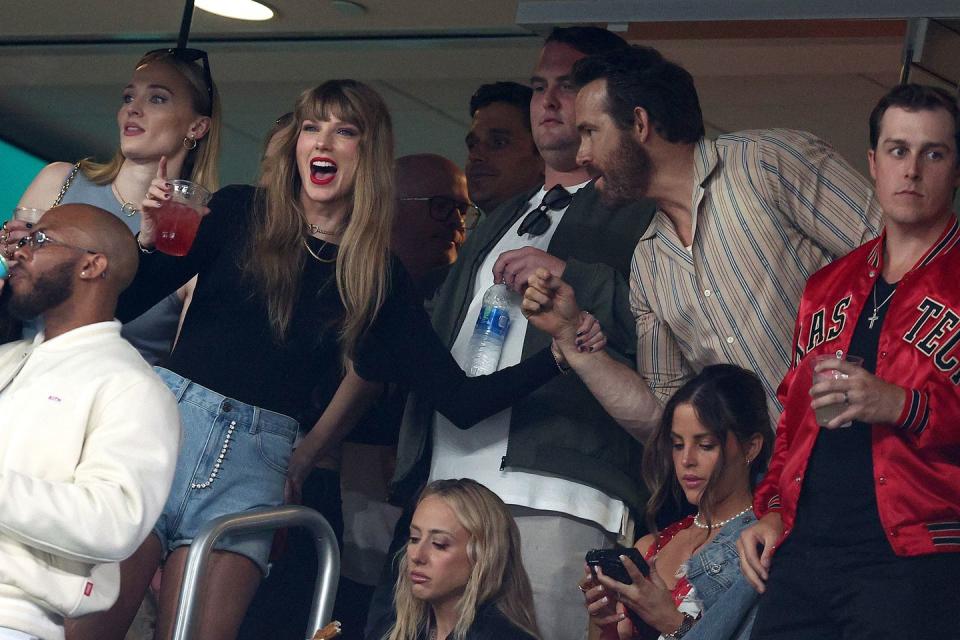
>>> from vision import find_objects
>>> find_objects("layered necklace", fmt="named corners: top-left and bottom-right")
top-left (303, 217), bottom-right (341, 263)
top-left (111, 183), bottom-right (139, 217)
top-left (693, 504), bottom-right (752, 529)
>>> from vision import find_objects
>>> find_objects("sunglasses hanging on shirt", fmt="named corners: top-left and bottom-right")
top-left (517, 184), bottom-right (573, 237)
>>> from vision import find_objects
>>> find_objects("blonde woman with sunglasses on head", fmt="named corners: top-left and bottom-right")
top-left (12, 47), bottom-right (220, 364)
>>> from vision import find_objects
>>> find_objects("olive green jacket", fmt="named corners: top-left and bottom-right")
top-left (391, 182), bottom-right (655, 516)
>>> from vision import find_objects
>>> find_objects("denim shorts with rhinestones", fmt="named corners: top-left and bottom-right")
top-left (151, 367), bottom-right (299, 574)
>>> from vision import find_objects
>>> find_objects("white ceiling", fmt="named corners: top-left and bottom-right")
top-left (1, 1), bottom-right (953, 188)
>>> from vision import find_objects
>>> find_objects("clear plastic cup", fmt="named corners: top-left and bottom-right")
top-left (154, 180), bottom-right (211, 256)
top-left (13, 207), bottom-right (45, 224)
top-left (812, 353), bottom-right (864, 427)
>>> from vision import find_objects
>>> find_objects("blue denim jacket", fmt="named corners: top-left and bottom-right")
top-left (681, 510), bottom-right (758, 640)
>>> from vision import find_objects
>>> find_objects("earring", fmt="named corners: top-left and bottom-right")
top-left (81, 271), bottom-right (87, 276)
top-left (745, 457), bottom-right (752, 466)
top-left (183, 136), bottom-right (198, 150)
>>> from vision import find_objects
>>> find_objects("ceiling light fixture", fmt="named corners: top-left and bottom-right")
top-left (330, 0), bottom-right (367, 17)
top-left (196, 0), bottom-right (275, 21)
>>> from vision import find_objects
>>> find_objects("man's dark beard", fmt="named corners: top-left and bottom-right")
top-left (595, 133), bottom-right (651, 209)
top-left (7, 261), bottom-right (75, 321)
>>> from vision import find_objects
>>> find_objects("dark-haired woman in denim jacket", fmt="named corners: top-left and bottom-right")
top-left (580, 365), bottom-right (772, 640)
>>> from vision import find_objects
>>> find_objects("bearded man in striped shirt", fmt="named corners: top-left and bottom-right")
top-left (523, 45), bottom-right (882, 439)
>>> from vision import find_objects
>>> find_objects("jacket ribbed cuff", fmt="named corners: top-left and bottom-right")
top-left (895, 388), bottom-right (930, 436)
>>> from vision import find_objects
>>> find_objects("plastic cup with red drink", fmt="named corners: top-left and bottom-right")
top-left (154, 180), bottom-right (211, 256)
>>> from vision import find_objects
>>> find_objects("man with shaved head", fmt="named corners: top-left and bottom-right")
top-left (392, 153), bottom-right (474, 303)
top-left (0, 204), bottom-right (180, 640)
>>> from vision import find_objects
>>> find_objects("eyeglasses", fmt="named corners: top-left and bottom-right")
top-left (145, 47), bottom-right (214, 116)
top-left (517, 184), bottom-right (573, 236)
top-left (16, 230), bottom-right (100, 256)
top-left (399, 196), bottom-right (482, 231)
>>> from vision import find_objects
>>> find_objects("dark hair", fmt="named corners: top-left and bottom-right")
top-left (544, 26), bottom-right (629, 56)
top-left (469, 82), bottom-right (533, 131)
top-left (869, 83), bottom-right (960, 166)
top-left (572, 45), bottom-right (704, 144)
top-left (643, 364), bottom-right (773, 534)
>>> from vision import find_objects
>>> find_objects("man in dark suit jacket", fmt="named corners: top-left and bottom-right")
top-left (384, 27), bottom-right (656, 640)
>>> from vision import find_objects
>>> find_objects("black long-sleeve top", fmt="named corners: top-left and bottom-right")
top-left (117, 185), bottom-right (557, 428)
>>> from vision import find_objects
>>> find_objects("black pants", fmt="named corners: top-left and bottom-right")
top-left (237, 469), bottom-right (344, 640)
top-left (750, 539), bottom-right (960, 639)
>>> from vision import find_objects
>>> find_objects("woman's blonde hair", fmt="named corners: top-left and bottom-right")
top-left (80, 49), bottom-right (221, 192)
top-left (247, 80), bottom-right (394, 356)
top-left (387, 479), bottom-right (540, 640)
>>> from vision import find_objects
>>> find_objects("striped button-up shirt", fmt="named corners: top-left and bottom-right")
top-left (631, 129), bottom-right (883, 423)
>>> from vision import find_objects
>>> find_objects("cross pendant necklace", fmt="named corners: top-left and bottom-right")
top-left (868, 281), bottom-right (897, 330)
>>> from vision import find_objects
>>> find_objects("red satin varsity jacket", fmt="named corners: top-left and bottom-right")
top-left (755, 218), bottom-right (960, 557)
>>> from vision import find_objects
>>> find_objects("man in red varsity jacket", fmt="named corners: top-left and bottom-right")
top-left (738, 84), bottom-right (960, 639)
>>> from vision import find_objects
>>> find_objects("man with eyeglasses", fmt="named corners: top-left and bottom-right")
top-left (381, 27), bottom-right (655, 640)
top-left (305, 153), bottom-right (474, 635)
top-left (0, 204), bottom-right (179, 640)
top-left (393, 153), bottom-right (475, 306)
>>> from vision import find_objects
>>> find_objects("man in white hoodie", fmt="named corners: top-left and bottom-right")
top-left (0, 204), bottom-right (180, 640)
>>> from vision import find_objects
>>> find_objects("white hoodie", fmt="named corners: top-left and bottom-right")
top-left (0, 321), bottom-right (180, 640)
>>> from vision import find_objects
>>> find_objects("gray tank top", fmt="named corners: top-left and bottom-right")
top-left (58, 172), bottom-right (183, 365)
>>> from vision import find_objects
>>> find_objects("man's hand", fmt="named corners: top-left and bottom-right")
top-left (492, 247), bottom-right (566, 293)
top-left (522, 268), bottom-right (582, 346)
top-left (810, 359), bottom-right (906, 429)
top-left (737, 512), bottom-right (783, 593)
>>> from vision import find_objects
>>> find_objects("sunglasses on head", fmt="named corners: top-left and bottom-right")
top-left (144, 47), bottom-right (214, 116)
top-left (517, 184), bottom-right (573, 237)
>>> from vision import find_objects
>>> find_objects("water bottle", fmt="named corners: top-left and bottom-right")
top-left (466, 283), bottom-right (514, 376)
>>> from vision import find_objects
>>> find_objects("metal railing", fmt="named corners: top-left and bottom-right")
top-left (170, 505), bottom-right (340, 640)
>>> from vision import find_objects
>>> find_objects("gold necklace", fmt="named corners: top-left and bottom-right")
top-left (302, 238), bottom-right (336, 263)
top-left (308, 222), bottom-right (340, 237)
top-left (111, 182), bottom-right (139, 217)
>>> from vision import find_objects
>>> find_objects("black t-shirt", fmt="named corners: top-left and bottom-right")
top-left (789, 277), bottom-right (897, 548)
top-left (366, 602), bottom-right (537, 640)
top-left (117, 185), bottom-right (557, 429)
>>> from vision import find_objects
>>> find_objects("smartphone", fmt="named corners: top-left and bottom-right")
top-left (585, 546), bottom-right (650, 584)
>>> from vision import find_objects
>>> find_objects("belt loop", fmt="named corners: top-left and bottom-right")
top-left (248, 406), bottom-right (261, 434)
top-left (155, 367), bottom-right (190, 402)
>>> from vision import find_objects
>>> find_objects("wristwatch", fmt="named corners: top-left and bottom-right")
top-left (664, 612), bottom-right (697, 639)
